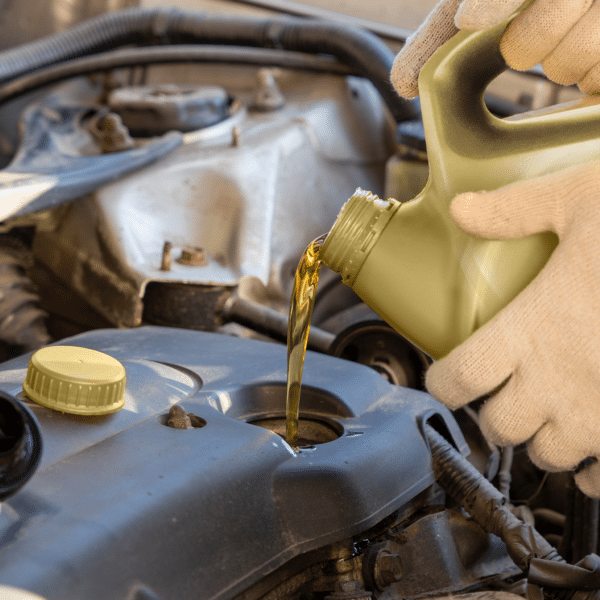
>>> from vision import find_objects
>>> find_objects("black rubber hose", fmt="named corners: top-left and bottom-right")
top-left (0, 8), bottom-right (418, 122)
top-left (0, 390), bottom-right (42, 501)
top-left (425, 425), bottom-right (600, 594)
top-left (0, 45), bottom-right (354, 105)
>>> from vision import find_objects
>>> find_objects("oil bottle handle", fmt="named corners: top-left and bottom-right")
top-left (416, 0), bottom-right (600, 198)
top-left (418, 21), bottom-right (509, 138)
top-left (418, 0), bottom-right (537, 119)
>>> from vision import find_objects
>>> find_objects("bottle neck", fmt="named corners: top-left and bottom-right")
top-left (321, 189), bottom-right (401, 285)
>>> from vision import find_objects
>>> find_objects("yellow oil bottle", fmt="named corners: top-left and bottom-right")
top-left (319, 14), bottom-right (600, 360)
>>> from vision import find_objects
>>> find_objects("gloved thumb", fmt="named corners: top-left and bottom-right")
top-left (450, 162), bottom-right (600, 239)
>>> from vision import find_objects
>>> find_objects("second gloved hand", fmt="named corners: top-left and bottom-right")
top-left (391, 0), bottom-right (600, 99)
top-left (425, 159), bottom-right (600, 498)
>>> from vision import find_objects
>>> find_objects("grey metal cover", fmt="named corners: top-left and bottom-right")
top-left (0, 326), bottom-right (466, 600)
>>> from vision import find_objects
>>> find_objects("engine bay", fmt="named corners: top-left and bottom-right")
top-left (0, 3), bottom-right (597, 599)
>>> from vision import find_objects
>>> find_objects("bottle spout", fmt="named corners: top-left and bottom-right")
top-left (321, 189), bottom-right (401, 287)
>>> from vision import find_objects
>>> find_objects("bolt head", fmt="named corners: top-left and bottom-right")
top-left (176, 246), bottom-right (208, 267)
top-left (374, 550), bottom-right (403, 589)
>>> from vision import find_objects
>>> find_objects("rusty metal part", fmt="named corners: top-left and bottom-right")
top-left (258, 566), bottom-right (319, 600)
top-left (142, 282), bottom-right (233, 330)
top-left (108, 84), bottom-right (231, 135)
top-left (425, 425), bottom-right (600, 597)
top-left (167, 405), bottom-right (192, 429)
top-left (324, 580), bottom-right (372, 600)
top-left (160, 241), bottom-right (172, 272)
top-left (2, 100), bottom-right (181, 220)
top-left (166, 405), bottom-right (206, 430)
top-left (252, 69), bottom-right (284, 111)
top-left (232, 126), bottom-right (241, 147)
top-left (32, 229), bottom-right (143, 328)
top-left (239, 533), bottom-right (368, 600)
top-left (176, 246), bottom-right (208, 267)
top-left (86, 110), bottom-right (136, 153)
top-left (371, 509), bottom-right (518, 598)
top-left (372, 549), bottom-right (403, 591)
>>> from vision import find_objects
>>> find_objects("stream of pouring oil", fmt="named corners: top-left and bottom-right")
top-left (285, 234), bottom-right (327, 448)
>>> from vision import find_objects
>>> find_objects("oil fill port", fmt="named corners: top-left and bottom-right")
top-left (249, 415), bottom-right (341, 447)
top-left (213, 383), bottom-right (350, 448)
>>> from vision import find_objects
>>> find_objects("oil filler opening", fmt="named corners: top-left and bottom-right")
top-left (216, 383), bottom-right (351, 447)
top-left (248, 415), bottom-right (342, 447)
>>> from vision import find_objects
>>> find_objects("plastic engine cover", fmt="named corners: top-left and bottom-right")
top-left (0, 326), bottom-right (466, 600)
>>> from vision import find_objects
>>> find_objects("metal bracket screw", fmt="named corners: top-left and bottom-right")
top-left (373, 549), bottom-right (403, 590)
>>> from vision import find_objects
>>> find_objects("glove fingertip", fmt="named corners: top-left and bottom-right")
top-left (450, 192), bottom-right (491, 236)
top-left (393, 82), bottom-right (419, 100)
top-left (455, 0), bottom-right (524, 30)
top-left (574, 460), bottom-right (600, 499)
top-left (450, 191), bottom-right (473, 214)
top-left (499, 33), bottom-right (538, 73)
top-left (425, 360), bottom-right (468, 410)
top-left (390, 58), bottom-right (420, 99)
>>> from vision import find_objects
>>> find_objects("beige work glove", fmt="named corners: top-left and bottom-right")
top-left (425, 160), bottom-right (600, 497)
top-left (391, 0), bottom-right (600, 99)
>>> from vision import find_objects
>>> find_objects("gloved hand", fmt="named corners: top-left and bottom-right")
top-left (391, 0), bottom-right (600, 99)
top-left (425, 160), bottom-right (600, 497)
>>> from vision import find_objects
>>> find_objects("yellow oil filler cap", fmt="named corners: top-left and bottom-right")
top-left (23, 346), bottom-right (126, 415)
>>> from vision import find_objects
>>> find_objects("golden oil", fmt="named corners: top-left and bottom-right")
top-left (285, 234), bottom-right (327, 448)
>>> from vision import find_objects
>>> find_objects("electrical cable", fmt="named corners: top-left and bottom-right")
top-left (426, 424), bottom-right (600, 596)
